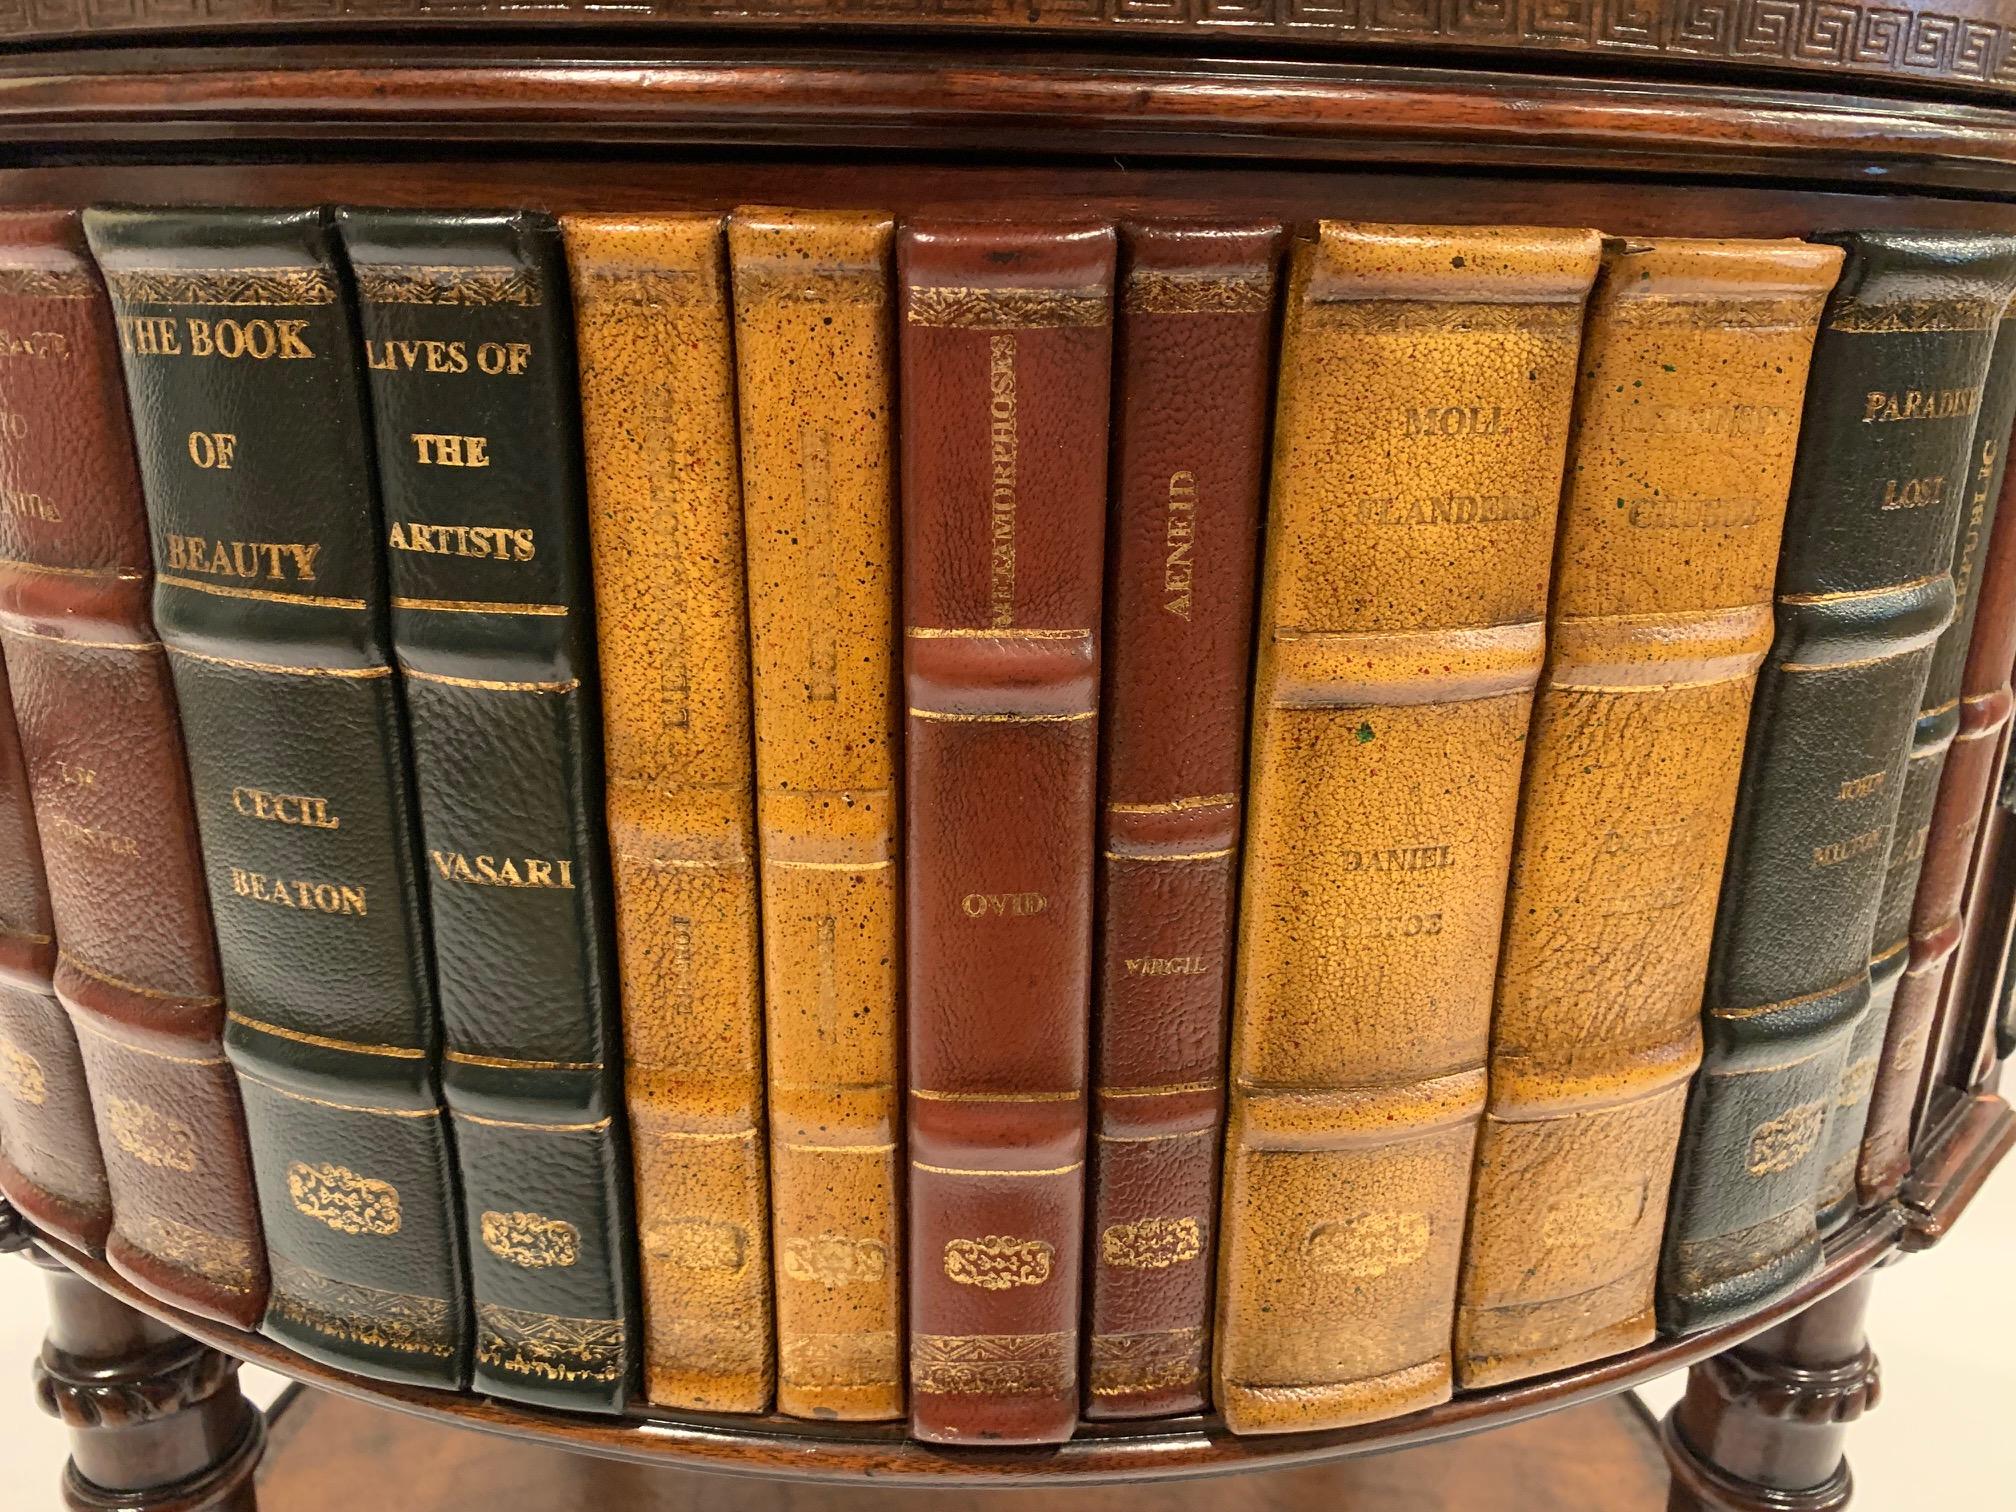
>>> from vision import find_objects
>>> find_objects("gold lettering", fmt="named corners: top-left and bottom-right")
top-left (427, 851), bottom-right (577, 889)
top-left (1338, 844), bottom-right (1455, 873)
top-left (185, 431), bottom-right (238, 470)
top-left (0, 410), bottom-right (26, 441)
top-left (411, 433), bottom-right (490, 468)
top-left (0, 489), bottom-right (59, 522)
top-left (116, 314), bottom-right (180, 356)
top-left (230, 786), bottom-right (340, 830)
top-left (1879, 474), bottom-right (1946, 511)
top-left (180, 316), bottom-right (313, 361)
top-left (1403, 404), bottom-right (1510, 437)
top-left (0, 328), bottom-right (70, 360)
top-left (162, 534), bottom-right (320, 583)
top-left (1861, 387), bottom-right (1983, 424)
top-left (1354, 493), bottom-right (1540, 526)
top-left (1625, 497), bottom-right (1763, 529)
top-left (1838, 771), bottom-right (1886, 802)
top-left (1123, 955), bottom-right (1210, 977)
top-left (987, 333), bottom-right (1017, 628)
top-left (386, 521), bottom-right (535, 561)
top-left (53, 760), bottom-right (94, 789)
top-left (1812, 827), bottom-right (1886, 869)
top-left (46, 813), bottom-right (138, 857)
top-left (958, 891), bottom-right (1048, 919)
top-left (1164, 469), bottom-right (1196, 620)
top-left (227, 866), bottom-right (367, 915)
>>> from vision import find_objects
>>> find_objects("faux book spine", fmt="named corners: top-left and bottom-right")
top-left (1455, 238), bottom-right (1837, 1388)
top-left (729, 208), bottom-right (904, 1422)
top-left (1851, 311), bottom-right (2016, 1205)
top-left (1215, 221), bottom-right (1601, 1435)
top-left (85, 205), bottom-right (468, 1368)
top-left (899, 221), bottom-right (1115, 1446)
top-left (339, 208), bottom-right (633, 1412)
top-left (1659, 230), bottom-right (2016, 1333)
top-left (563, 213), bottom-right (771, 1413)
top-left (0, 214), bottom-right (121, 1254)
top-left (1086, 219), bottom-right (1278, 1421)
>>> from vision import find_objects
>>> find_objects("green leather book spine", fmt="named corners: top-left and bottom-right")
top-left (1819, 311), bottom-right (2016, 1229)
top-left (82, 206), bottom-right (467, 1382)
top-left (1660, 230), bottom-right (2016, 1333)
top-left (336, 208), bottom-right (634, 1413)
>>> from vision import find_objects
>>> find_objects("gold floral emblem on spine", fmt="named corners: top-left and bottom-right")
top-left (353, 265), bottom-right (542, 306)
top-left (270, 1257), bottom-right (456, 1358)
top-left (0, 1036), bottom-right (46, 1105)
top-left (781, 1233), bottom-right (888, 1286)
top-left (1087, 1325), bottom-right (1206, 1398)
top-left (1538, 1180), bottom-right (1648, 1249)
top-left (103, 266), bottom-right (337, 306)
top-left (1747, 1101), bottom-right (1827, 1176)
top-left (125, 1212), bottom-right (254, 1292)
top-left (1828, 296), bottom-right (2004, 333)
top-left (476, 1302), bottom-right (626, 1385)
top-left (104, 1096), bottom-right (197, 1171)
top-left (0, 266), bottom-right (95, 299)
top-left (286, 1161), bottom-right (402, 1236)
top-left (1305, 1211), bottom-right (1431, 1278)
top-left (480, 1209), bottom-right (580, 1269)
top-left (1124, 269), bottom-right (1273, 316)
top-left (642, 1216), bottom-right (749, 1271)
top-left (943, 1234), bottom-right (1054, 1290)
top-left (911, 1330), bottom-right (1073, 1396)
top-left (904, 285), bottom-right (1110, 330)
top-left (1100, 1215), bottom-right (1203, 1270)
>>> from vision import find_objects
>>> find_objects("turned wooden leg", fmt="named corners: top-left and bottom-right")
top-left (2, 1200), bottom-right (264, 1512)
top-left (1661, 1275), bottom-right (1881, 1511)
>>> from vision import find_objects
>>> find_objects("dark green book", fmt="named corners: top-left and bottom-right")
top-left (335, 208), bottom-right (634, 1412)
top-left (84, 205), bottom-right (468, 1385)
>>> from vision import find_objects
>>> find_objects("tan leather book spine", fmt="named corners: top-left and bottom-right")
top-left (1453, 238), bottom-right (1840, 1389)
top-left (1215, 221), bottom-right (1601, 1436)
top-left (728, 208), bottom-right (904, 1422)
top-left (564, 213), bottom-right (772, 1412)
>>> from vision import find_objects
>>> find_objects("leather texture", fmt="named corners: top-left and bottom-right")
top-left (1455, 238), bottom-right (1837, 1389)
top-left (1216, 222), bottom-right (1601, 1436)
top-left (340, 207), bottom-right (633, 1413)
top-left (1853, 312), bottom-right (2016, 1204)
top-left (0, 642), bottom-right (111, 1251)
top-left (899, 220), bottom-right (1114, 1447)
top-left (0, 213), bottom-right (118, 1253)
top-left (729, 208), bottom-right (903, 1423)
top-left (1659, 230), bottom-right (2016, 1334)
top-left (563, 213), bottom-right (771, 1413)
top-left (84, 205), bottom-right (472, 1362)
top-left (1087, 219), bottom-right (1278, 1422)
top-left (13, 209), bottom-right (298, 1330)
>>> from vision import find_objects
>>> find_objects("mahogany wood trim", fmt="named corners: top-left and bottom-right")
top-left (23, 1206), bottom-right (1910, 1487)
top-left (1898, 1090), bottom-right (2016, 1249)
top-left (8, 45), bottom-right (2016, 194)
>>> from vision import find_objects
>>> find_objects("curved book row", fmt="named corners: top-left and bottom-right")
top-left (0, 205), bottom-right (2011, 1444)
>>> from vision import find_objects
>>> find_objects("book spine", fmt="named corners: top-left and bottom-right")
top-left (1660, 230), bottom-right (2016, 1334)
top-left (899, 221), bottom-right (1114, 1446)
top-left (1854, 315), bottom-right (2016, 1203)
top-left (562, 213), bottom-right (770, 1412)
top-left (339, 209), bottom-right (633, 1412)
top-left (1216, 221), bottom-right (1601, 1436)
top-left (1086, 220), bottom-right (1278, 1421)
top-left (0, 217), bottom-right (125, 1253)
top-left (728, 208), bottom-right (903, 1423)
top-left (84, 205), bottom-right (470, 1362)
top-left (1455, 238), bottom-right (1838, 1388)
top-left (0, 639), bottom-right (110, 1249)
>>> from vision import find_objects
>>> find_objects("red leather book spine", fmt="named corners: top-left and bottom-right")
top-left (0, 210), bottom-right (263, 1323)
top-left (899, 221), bottom-right (1115, 1446)
top-left (1085, 221), bottom-right (1278, 1421)
top-left (0, 645), bottom-right (110, 1250)
top-left (1916, 424), bottom-right (2016, 1127)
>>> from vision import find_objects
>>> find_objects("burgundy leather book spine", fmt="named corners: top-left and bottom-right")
top-left (899, 221), bottom-right (1115, 1446)
top-left (0, 210), bottom-right (264, 1323)
top-left (1085, 220), bottom-right (1278, 1421)
top-left (0, 645), bottom-right (110, 1250)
